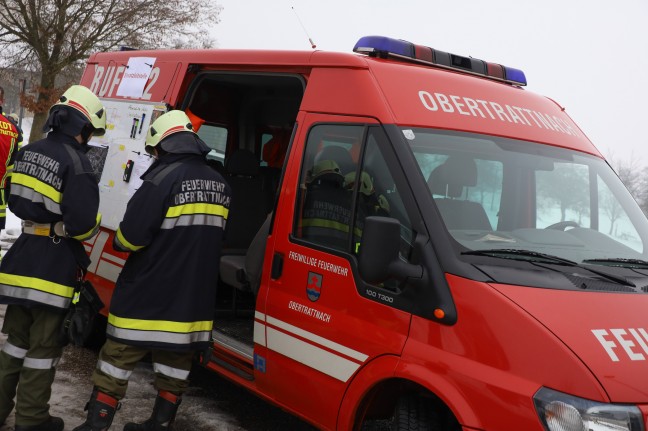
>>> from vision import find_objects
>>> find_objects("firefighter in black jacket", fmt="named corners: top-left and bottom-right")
top-left (0, 85), bottom-right (105, 431)
top-left (73, 110), bottom-right (232, 431)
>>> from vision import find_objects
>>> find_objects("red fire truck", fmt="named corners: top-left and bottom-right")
top-left (78, 36), bottom-right (648, 430)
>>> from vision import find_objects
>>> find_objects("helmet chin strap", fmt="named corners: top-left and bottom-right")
top-left (79, 123), bottom-right (95, 147)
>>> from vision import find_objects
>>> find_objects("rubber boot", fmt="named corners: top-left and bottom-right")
top-left (14, 416), bottom-right (64, 431)
top-left (72, 388), bottom-right (120, 431)
top-left (123, 391), bottom-right (182, 431)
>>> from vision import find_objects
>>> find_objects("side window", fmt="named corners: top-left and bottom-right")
top-left (197, 124), bottom-right (227, 165)
top-left (294, 124), bottom-right (363, 252)
top-left (598, 174), bottom-right (641, 252)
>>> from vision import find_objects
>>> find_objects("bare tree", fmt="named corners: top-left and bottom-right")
top-left (0, 0), bottom-right (222, 142)
top-left (608, 151), bottom-right (648, 216)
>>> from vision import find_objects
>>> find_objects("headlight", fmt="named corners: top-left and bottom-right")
top-left (534, 387), bottom-right (644, 431)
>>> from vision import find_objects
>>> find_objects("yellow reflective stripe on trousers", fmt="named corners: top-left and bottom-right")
top-left (11, 172), bottom-right (62, 204)
top-left (115, 227), bottom-right (144, 252)
top-left (0, 273), bottom-right (75, 298)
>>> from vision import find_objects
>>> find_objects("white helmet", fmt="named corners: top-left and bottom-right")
top-left (52, 85), bottom-right (106, 136)
top-left (145, 110), bottom-right (195, 155)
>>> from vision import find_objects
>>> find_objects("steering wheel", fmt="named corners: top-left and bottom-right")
top-left (545, 221), bottom-right (580, 231)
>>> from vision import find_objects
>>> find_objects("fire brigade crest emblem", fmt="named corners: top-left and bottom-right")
top-left (306, 272), bottom-right (323, 302)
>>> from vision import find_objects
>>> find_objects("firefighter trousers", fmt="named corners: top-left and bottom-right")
top-left (0, 304), bottom-right (65, 426)
top-left (92, 338), bottom-right (194, 399)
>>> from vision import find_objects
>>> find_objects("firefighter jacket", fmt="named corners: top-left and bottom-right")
top-left (108, 144), bottom-right (231, 351)
top-left (0, 112), bottom-right (20, 230)
top-left (0, 131), bottom-right (101, 310)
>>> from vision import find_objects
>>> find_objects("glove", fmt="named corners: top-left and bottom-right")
top-left (68, 303), bottom-right (93, 346)
top-left (375, 194), bottom-right (390, 215)
top-left (59, 281), bottom-right (104, 347)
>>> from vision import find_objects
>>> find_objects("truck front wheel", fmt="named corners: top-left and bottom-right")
top-left (391, 393), bottom-right (439, 431)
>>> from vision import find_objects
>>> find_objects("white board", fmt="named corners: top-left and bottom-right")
top-left (88, 99), bottom-right (167, 230)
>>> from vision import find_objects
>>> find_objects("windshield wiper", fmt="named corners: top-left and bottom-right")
top-left (462, 248), bottom-right (579, 265)
top-left (582, 258), bottom-right (648, 269)
top-left (463, 248), bottom-right (635, 287)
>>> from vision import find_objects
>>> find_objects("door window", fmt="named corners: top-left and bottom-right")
top-left (294, 124), bottom-right (413, 259)
top-left (294, 124), bottom-right (362, 252)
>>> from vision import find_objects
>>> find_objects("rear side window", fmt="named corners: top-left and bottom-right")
top-left (197, 124), bottom-right (227, 164)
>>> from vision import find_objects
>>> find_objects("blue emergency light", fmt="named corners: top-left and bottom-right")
top-left (353, 36), bottom-right (527, 86)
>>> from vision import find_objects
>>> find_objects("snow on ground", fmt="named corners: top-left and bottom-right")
top-left (0, 302), bottom-right (244, 430)
top-left (0, 211), bottom-right (21, 257)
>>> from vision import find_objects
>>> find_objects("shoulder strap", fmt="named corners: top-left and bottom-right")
top-left (148, 161), bottom-right (183, 186)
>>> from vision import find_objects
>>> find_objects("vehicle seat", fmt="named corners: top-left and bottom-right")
top-left (428, 156), bottom-right (491, 230)
top-left (220, 213), bottom-right (271, 296)
top-left (223, 149), bottom-right (270, 253)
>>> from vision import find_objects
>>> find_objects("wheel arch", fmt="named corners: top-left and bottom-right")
top-left (338, 356), bottom-right (475, 430)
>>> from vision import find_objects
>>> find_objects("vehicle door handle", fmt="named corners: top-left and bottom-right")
top-left (271, 253), bottom-right (283, 280)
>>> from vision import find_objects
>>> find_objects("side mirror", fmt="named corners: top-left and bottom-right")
top-left (358, 216), bottom-right (423, 284)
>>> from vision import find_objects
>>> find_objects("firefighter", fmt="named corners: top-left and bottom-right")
top-left (344, 171), bottom-right (390, 217)
top-left (0, 86), bottom-right (20, 233)
top-left (73, 110), bottom-right (232, 431)
top-left (0, 85), bottom-right (105, 431)
top-left (300, 159), bottom-right (355, 250)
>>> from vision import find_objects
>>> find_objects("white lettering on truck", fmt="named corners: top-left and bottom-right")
top-left (89, 64), bottom-right (160, 100)
top-left (288, 250), bottom-right (349, 277)
top-left (592, 328), bottom-right (648, 362)
top-left (418, 90), bottom-right (578, 137)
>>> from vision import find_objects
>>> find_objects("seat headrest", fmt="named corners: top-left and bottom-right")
top-left (428, 156), bottom-right (478, 198)
top-left (314, 146), bottom-right (355, 175)
top-left (225, 149), bottom-right (259, 176)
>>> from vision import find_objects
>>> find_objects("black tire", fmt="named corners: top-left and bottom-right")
top-left (391, 394), bottom-right (439, 431)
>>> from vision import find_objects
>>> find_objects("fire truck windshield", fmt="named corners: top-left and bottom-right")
top-left (405, 128), bottom-right (648, 265)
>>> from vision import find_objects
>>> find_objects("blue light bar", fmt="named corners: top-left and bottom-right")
top-left (353, 35), bottom-right (527, 86)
